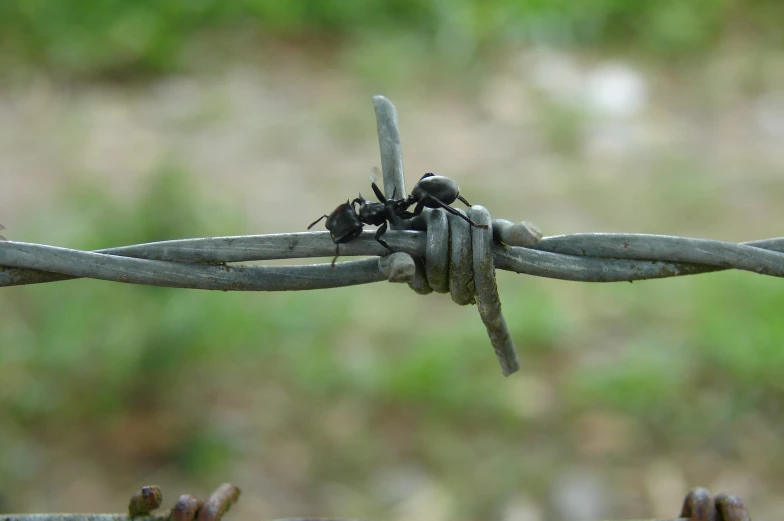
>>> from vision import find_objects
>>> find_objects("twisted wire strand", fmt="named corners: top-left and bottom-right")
top-left (536, 233), bottom-right (784, 276)
top-left (4, 232), bottom-right (784, 288)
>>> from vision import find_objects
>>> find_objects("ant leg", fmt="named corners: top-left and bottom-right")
top-left (397, 199), bottom-right (428, 229)
top-left (308, 214), bottom-right (329, 229)
top-left (457, 194), bottom-right (471, 206)
top-left (408, 198), bottom-right (428, 218)
top-left (331, 245), bottom-right (339, 268)
top-left (374, 222), bottom-right (390, 249)
top-left (421, 195), bottom-right (488, 229)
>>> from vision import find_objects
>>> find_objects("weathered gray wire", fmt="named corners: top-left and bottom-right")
top-left (0, 240), bottom-right (387, 290)
top-left (468, 206), bottom-right (519, 376)
top-left (373, 96), bottom-right (407, 207)
top-left (5, 232), bottom-right (784, 287)
top-left (537, 233), bottom-right (784, 275)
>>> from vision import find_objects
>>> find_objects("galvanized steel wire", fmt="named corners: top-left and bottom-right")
top-left (2, 96), bottom-right (784, 376)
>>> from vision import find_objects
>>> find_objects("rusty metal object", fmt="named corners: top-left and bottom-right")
top-left (128, 486), bottom-right (163, 517)
top-left (678, 488), bottom-right (751, 521)
top-left (123, 484), bottom-right (239, 521)
top-left (169, 495), bottom-right (203, 521)
top-left (196, 484), bottom-right (240, 521)
top-left (0, 484), bottom-right (753, 521)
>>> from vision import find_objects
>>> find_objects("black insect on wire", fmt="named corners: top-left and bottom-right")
top-left (307, 178), bottom-right (405, 266)
top-left (308, 173), bottom-right (486, 266)
top-left (307, 200), bottom-right (364, 267)
top-left (393, 173), bottom-right (487, 229)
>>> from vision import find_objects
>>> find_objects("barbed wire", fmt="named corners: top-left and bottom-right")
top-left (2, 484), bottom-right (239, 521)
top-left (2, 96), bottom-right (783, 376)
top-left (0, 484), bottom-right (753, 521)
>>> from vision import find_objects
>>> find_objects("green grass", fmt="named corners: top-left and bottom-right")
top-left (2, 0), bottom-right (783, 79)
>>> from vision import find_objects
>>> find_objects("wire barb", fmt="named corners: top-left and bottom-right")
top-left (373, 96), bottom-right (406, 206)
top-left (128, 486), bottom-right (163, 517)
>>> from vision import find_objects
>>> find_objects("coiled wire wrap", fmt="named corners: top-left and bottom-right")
top-left (3, 96), bottom-right (784, 376)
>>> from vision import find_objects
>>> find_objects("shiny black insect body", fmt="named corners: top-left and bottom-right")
top-left (396, 173), bottom-right (486, 229)
top-left (308, 201), bottom-right (364, 266)
top-left (357, 183), bottom-right (406, 249)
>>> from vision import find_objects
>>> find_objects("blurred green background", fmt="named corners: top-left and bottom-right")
top-left (2, 1), bottom-right (784, 520)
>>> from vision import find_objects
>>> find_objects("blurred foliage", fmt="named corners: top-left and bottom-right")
top-left (1, 0), bottom-right (783, 79)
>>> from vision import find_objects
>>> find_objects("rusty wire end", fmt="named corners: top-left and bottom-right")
top-left (170, 495), bottom-right (203, 521)
top-left (677, 488), bottom-right (751, 521)
top-left (128, 486), bottom-right (163, 517)
top-left (713, 493), bottom-right (751, 521)
top-left (196, 484), bottom-right (241, 521)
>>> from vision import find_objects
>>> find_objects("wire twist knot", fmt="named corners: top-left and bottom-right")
top-left (382, 205), bottom-right (541, 376)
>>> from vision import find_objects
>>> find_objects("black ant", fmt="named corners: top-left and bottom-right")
top-left (307, 183), bottom-right (402, 267)
top-left (395, 173), bottom-right (486, 227)
top-left (308, 173), bottom-right (486, 266)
